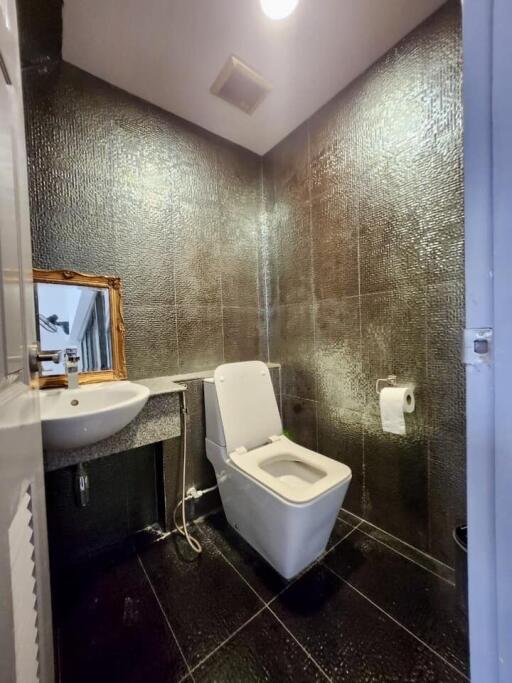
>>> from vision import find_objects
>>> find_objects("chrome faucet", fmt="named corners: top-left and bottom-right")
top-left (64, 347), bottom-right (80, 389)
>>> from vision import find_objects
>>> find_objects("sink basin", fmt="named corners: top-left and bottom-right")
top-left (40, 381), bottom-right (150, 450)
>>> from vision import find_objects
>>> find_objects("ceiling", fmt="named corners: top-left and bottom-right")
top-left (62, 0), bottom-right (446, 155)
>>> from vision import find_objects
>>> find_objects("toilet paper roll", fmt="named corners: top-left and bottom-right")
top-left (379, 386), bottom-right (415, 436)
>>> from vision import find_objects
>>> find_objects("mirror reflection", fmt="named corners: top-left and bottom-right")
top-left (35, 283), bottom-right (112, 376)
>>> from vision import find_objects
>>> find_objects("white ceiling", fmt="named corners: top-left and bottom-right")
top-left (62, 0), bottom-right (446, 155)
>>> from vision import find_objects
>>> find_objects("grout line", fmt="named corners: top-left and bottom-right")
top-left (172, 254), bottom-right (181, 370)
top-left (355, 523), bottom-right (456, 586)
top-left (185, 605), bottom-right (267, 677)
top-left (355, 185), bottom-right (366, 517)
top-left (213, 544), bottom-right (267, 606)
top-left (267, 606), bottom-right (333, 682)
top-left (260, 162), bottom-right (271, 364)
top-left (324, 565), bottom-right (468, 680)
top-left (315, 522), bottom-right (364, 566)
top-left (314, 399), bottom-right (319, 452)
top-left (424, 285), bottom-right (432, 556)
top-left (214, 156), bottom-right (226, 365)
top-left (201, 514), bottom-right (360, 612)
top-left (266, 522), bottom-right (362, 607)
top-left (337, 508), bottom-right (455, 584)
top-left (137, 555), bottom-right (195, 681)
top-left (338, 506), bottom-right (363, 523)
top-left (195, 529), bottom-right (334, 675)
top-left (278, 365), bottom-right (283, 417)
top-left (281, 392), bottom-right (318, 404)
top-left (306, 121), bottom-right (319, 434)
top-left (256, 161), bottom-right (263, 314)
top-left (219, 296), bottom-right (225, 365)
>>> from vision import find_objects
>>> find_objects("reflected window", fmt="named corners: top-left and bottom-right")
top-left (35, 283), bottom-right (112, 376)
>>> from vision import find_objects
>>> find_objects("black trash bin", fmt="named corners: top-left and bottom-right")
top-left (453, 525), bottom-right (468, 615)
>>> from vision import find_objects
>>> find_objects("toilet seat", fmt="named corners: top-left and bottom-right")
top-left (229, 435), bottom-right (351, 504)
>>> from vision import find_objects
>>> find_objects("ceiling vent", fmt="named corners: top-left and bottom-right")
top-left (210, 55), bottom-right (272, 115)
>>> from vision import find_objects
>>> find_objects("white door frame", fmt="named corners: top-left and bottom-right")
top-left (490, 0), bottom-right (512, 679)
top-left (0, 0), bottom-right (54, 680)
top-left (464, 0), bottom-right (512, 680)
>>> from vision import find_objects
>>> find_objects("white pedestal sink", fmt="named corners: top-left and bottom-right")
top-left (40, 381), bottom-right (150, 450)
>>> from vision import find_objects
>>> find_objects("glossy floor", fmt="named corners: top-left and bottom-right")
top-left (52, 510), bottom-right (469, 682)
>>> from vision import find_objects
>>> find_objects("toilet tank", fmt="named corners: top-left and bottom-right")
top-left (203, 378), bottom-right (226, 447)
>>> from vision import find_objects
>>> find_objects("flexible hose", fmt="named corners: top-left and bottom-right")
top-left (174, 388), bottom-right (202, 553)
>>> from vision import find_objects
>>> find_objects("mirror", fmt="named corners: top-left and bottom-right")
top-left (33, 269), bottom-right (127, 387)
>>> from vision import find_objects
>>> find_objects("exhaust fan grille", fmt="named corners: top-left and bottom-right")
top-left (211, 56), bottom-right (271, 115)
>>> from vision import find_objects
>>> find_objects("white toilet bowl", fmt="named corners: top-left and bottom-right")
top-left (204, 361), bottom-right (352, 579)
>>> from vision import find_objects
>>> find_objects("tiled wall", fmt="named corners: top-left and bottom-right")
top-left (264, 1), bottom-right (464, 565)
top-left (22, 0), bottom-right (465, 566)
top-left (23, 61), bottom-right (267, 380)
top-left (22, 58), bottom-right (268, 531)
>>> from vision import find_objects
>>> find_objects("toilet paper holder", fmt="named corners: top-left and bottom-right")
top-left (375, 375), bottom-right (398, 394)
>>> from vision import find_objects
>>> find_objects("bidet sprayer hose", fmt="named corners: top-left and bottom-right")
top-left (174, 387), bottom-right (202, 553)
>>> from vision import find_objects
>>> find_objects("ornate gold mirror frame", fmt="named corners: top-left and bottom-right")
top-left (33, 269), bottom-right (127, 388)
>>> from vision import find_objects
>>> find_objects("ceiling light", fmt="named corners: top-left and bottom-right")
top-left (260, 0), bottom-right (299, 20)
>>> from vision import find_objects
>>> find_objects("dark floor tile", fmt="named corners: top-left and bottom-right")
top-left (192, 608), bottom-right (327, 682)
top-left (54, 553), bottom-right (187, 683)
top-left (325, 516), bottom-right (358, 551)
top-left (272, 563), bottom-right (466, 682)
top-left (196, 511), bottom-right (353, 604)
top-left (323, 528), bottom-right (468, 674)
top-left (138, 534), bottom-right (263, 667)
top-left (195, 512), bottom-right (288, 602)
top-left (359, 520), bottom-right (455, 583)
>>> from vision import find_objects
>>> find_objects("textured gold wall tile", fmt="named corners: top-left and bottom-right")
top-left (428, 430), bottom-right (465, 564)
top-left (266, 1), bottom-right (463, 564)
top-left (25, 61), bottom-right (266, 380)
top-left (269, 304), bottom-right (316, 400)
top-left (311, 191), bottom-right (359, 300)
top-left (173, 201), bottom-right (223, 308)
top-left (360, 287), bottom-right (427, 410)
top-left (282, 395), bottom-right (318, 451)
top-left (124, 304), bottom-right (179, 380)
top-left (265, 122), bottom-right (310, 204)
top-left (222, 307), bottom-right (266, 363)
top-left (316, 297), bottom-right (364, 411)
top-left (426, 279), bottom-right (465, 563)
top-left (176, 305), bottom-right (224, 372)
top-left (275, 201), bottom-right (313, 305)
top-left (364, 408), bottom-right (428, 550)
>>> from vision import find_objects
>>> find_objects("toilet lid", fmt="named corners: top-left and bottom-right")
top-left (214, 361), bottom-right (282, 454)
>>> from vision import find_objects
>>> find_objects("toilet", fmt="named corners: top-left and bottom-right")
top-left (204, 361), bottom-right (352, 579)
